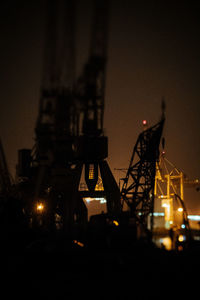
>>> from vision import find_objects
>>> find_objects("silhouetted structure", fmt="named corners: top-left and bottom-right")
top-left (17, 0), bottom-right (120, 236)
top-left (121, 114), bottom-right (165, 237)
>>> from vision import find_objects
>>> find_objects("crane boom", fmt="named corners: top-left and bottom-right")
top-left (36, 0), bottom-right (77, 165)
top-left (77, 0), bottom-right (109, 136)
top-left (42, 0), bottom-right (76, 91)
top-left (121, 117), bottom-right (165, 235)
top-left (42, 0), bottom-right (58, 91)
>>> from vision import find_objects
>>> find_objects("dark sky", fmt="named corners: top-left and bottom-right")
top-left (0, 0), bottom-right (200, 213)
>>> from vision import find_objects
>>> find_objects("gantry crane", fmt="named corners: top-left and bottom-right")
top-left (155, 152), bottom-right (200, 230)
top-left (17, 0), bottom-right (120, 235)
top-left (75, 0), bottom-right (120, 216)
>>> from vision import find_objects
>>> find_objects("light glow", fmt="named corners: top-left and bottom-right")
top-left (73, 240), bottom-right (84, 247)
top-left (84, 197), bottom-right (106, 203)
top-left (142, 119), bottom-right (147, 125)
top-left (187, 215), bottom-right (200, 221)
top-left (36, 202), bottom-right (44, 213)
top-left (178, 207), bottom-right (183, 212)
top-left (153, 212), bottom-right (165, 217)
top-left (89, 164), bottom-right (95, 179)
top-left (159, 237), bottom-right (172, 250)
top-left (178, 235), bottom-right (185, 242)
top-left (113, 220), bottom-right (119, 226)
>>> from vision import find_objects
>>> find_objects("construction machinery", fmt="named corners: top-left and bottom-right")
top-left (5, 0), bottom-right (168, 247)
top-left (154, 152), bottom-right (200, 249)
top-left (16, 0), bottom-right (120, 237)
top-left (120, 108), bottom-right (165, 238)
top-left (155, 153), bottom-right (200, 229)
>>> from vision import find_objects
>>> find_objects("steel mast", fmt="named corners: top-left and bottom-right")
top-left (121, 108), bottom-right (165, 237)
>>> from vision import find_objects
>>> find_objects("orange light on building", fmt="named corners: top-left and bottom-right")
top-left (113, 220), bottom-right (119, 226)
top-left (36, 202), bottom-right (45, 213)
top-left (73, 240), bottom-right (84, 247)
top-left (178, 234), bottom-right (184, 242)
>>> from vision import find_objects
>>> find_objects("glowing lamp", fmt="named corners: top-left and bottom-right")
top-left (36, 202), bottom-right (44, 213)
top-left (142, 119), bottom-right (147, 126)
top-left (113, 220), bottom-right (119, 226)
top-left (178, 235), bottom-right (185, 242)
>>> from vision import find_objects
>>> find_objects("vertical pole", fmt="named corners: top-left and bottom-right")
top-left (180, 172), bottom-right (184, 201)
top-left (167, 174), bottom-right (170, 200)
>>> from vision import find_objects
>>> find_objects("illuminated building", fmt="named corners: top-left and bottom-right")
top-left (154, 152), bottom-right (200, 229)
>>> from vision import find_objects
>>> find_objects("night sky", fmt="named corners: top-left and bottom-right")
top-left (0, 0), bottom-right (199, 213)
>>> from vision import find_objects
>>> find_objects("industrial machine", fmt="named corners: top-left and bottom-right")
top-left (120, 108), bottom-right (165, 238)
top-left (155, 153), bottom-right (200, 229)
top-left (10, 0), bottom-right (165, 246)
top-left (16, 0), bottom-right (120, 236)
top-left (154, 151), bottom-right (200, 249)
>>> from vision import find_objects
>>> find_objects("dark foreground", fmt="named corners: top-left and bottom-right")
top-left (2, 233), bottom-right (200, 299)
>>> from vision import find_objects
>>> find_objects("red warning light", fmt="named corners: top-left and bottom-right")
top-left (142, 120), bottom-right (147, 126)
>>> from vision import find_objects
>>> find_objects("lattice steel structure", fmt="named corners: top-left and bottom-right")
top-left (121, 117), bottom-right (165, 235)
top-left (17, 0), bottom-right (120, 234)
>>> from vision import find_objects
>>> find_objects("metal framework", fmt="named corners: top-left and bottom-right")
top-left (155, 153), bottom-right (200, 230)
top-left (121, 117), bottom-right (165, 235)
top-left (17, 0), bottom-right (120, 234)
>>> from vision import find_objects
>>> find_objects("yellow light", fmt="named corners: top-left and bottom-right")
top-left (36, 202), bottom-right (44, 213)
top-left (113, 220), bottom-right (119, 226)
top-left (178, 207), bottom-right (183, 212)
top-left (89, 164), bottom-right (95, 179)
top-left (160, 237), bottom-right (172, 250)
top-left (178, 235), bottom-right (184, 242)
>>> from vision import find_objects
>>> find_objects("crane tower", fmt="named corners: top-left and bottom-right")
top-left (17, 0), bottom-right (120, 235)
